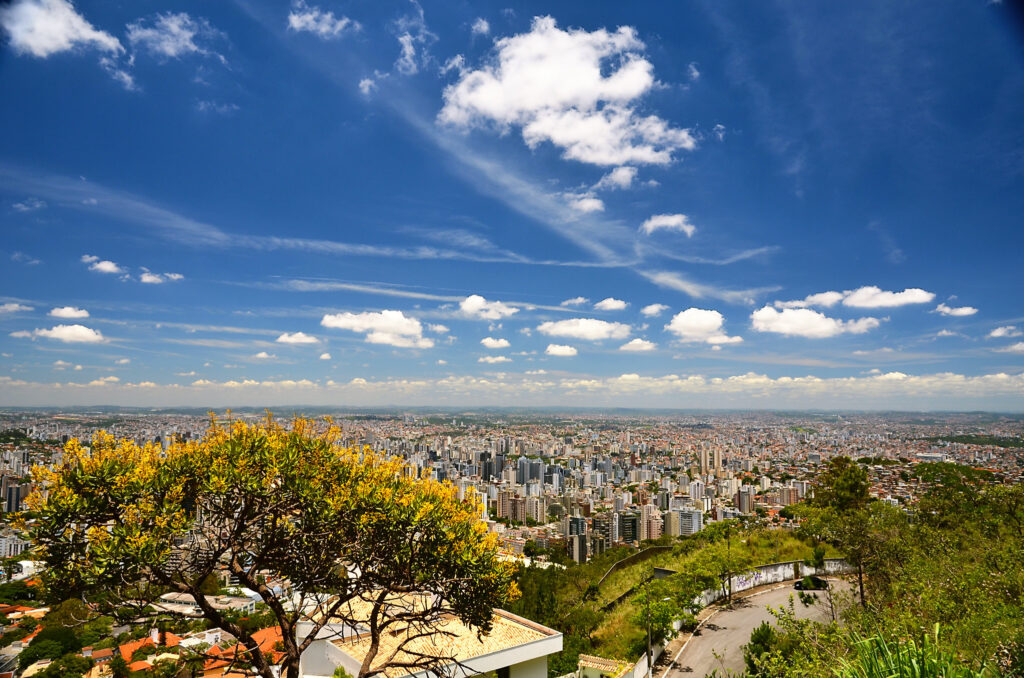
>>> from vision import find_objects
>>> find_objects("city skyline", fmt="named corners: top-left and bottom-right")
top-left (2, 0), bottom-right (1023, 409)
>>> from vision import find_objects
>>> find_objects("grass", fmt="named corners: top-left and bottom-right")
top-left (837, 628), bottom-right (992, 678)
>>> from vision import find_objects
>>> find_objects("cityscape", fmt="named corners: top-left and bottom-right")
top-left (2, 0), bottom-right (1023, 677)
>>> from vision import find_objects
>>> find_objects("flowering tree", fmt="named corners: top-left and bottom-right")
top-left (26, 417), bottom-right (518, 678)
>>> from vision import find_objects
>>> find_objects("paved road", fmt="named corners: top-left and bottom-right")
top-left (662, 581), bottom-right (842, 678)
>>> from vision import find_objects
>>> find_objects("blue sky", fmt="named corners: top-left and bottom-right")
top-left (1, 0), bottom-right (1023, 410)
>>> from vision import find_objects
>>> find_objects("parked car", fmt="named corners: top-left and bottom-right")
top-left (795, 575), bottom-right (829, 590)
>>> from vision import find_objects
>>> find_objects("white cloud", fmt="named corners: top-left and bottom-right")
top-left (436, 359), bottom-right (447, 365)
top-left (712, 123), bottom-right (726, 141)
top-left (0, 0), bottom-right (122, 58)
top-left (53, 360), bottom-right (71, 369)
top-left (935, 303), bottom-right (978, 317)
top-left (252, 351), bottom-right (276, 360)
top-left (471, 17), bottom-right (490, 35)
top-left (750, 306), bottom-right (881, 338)
top-left (287, 0), bottom-right (358, 39)
top-left (776, 287), bottom-right (935, 310)
top-left (196, 101), bottom-right (239, 116)
top-left (995, 342), bottom-right (1024, 354)
top-left (560, 296), bottom-right (589, 307)
top-left (665, 308), bottom-right (742, 345)
top-left (460, 294), bottom-right (519, 320)
top-left (428, 324), bottom-right (450, 334)
top-left (641, 214), bottom-right (696, 237)
top-left (440, 54), bottom-right (465, 77)
top-left (276, 331), bottom-right (319, 344)
top-left (989, 326), bottom-right (1022, 339)
top-left (84, 256), bottom-right (123, 274)
top-left (620, 338), bottom-right (656, 352)
top-left (481, 337), bottom-right (510, 349)
top-left (321, 309), bottom-right (434, 348)
top-left (11, 252), bottom-right (41, 265)
top-left (138, 269), bottom-right (183, 284)
top-left (594, 297), bottom-right (627, 311)
top-left (565, 192), bottom-right (604, 213)
top-left (319, 352), bottom-right (332, 360)
top-left (936, 329), bottom-right (958, 337)
top-left (12, 197), bottom-right (46, 212)
top-left (545, 344), bottom-right (577, 356)
top-left (0, 303), bottom-right (33, 313)
top-left (538, 318), bottom-right (631, 341)
top-left (478, 355), bottom-right (511, 364)
top-left (127, 12), bottom-right (220, 60)
top-left (115, 358), bottom-right (130, 364)
top-left (439, 16), bottom-right (695, 167)
top-left (842, 286), bottom-right (934, 308)
top-left (358, 78), bottom-right (377, 95)
top-left (640, 303), bottom-right (668, 317)
top-left (594, 166), bottom-right (637, 190)
top-left (49, 306), bottom-right (88, 318)
top-left (12, 324), bottom-right (105, 343)
top-left (393, 0), bottom-right (436, 76)
top-left (774, 291), bottom-right (844, 309)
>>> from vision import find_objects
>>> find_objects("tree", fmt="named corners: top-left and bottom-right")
top-left (631, 577), bottom-right (679, 675)
top-left (27, 417), bottom-right (519, 678)
top-left (108, 653), bottom-right (130, 678)
top-left (811, 457), bottom-right (869, 513)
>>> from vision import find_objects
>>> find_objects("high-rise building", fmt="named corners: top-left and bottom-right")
top-left (679, 509), bottom-right (703, 535)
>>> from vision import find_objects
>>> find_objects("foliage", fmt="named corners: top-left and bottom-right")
top-left (18, 639), bottom-right (64, 670)
top-left (761, 472), bottom-right (1024, 677)
top-left (836, 628), bottom-right (992, 678)
top-left (26, 416), bottom-right (518, 678)
top-left (0, 579), bottom-right (36, 604)
top-left (36, 652), bottom-right (92, 678)
top-left (923, 435), bottom-right (1024, 449)
top-left (108, 653), bottom-right (130, 678)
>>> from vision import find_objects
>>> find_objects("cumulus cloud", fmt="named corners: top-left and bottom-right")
top-left (49, 306), bottom-right (88, 318)
top-left (439, 16), bottom-right (695, 166)
top-left (0, 303), bottom-right (33, 313)
top-left (687, 61), bottom-right (700, 81)
top-left (989, 326), bottom-right (1022, 339)
top-left (115, 358), bottom-right (130, 364)
top-left (127, 12), bottom-right (222, 61)
top-left (620, 338), bottom-right (656, 352)
top-left (994, 342), bottom-right (1024, 354)
top-left (665, 308), bottom-right (742, 345)
top-left (594, 166), bottom-right (637, 190)
top-left (537, 318), bottom-right (631, 341)
top-left (775, 287), bottom-right (935, 310)
top-left (481, 337), bottom-right (510, 349)
top-left (81, 255), bottom-right (123, 274)
top-left (319, 352), bottom-right (332, 360)
top-left (934, 303), bottom-right (978, 317)
top-left (750, 306), bottom-right (881, 338)
top-left (139, 270), bottom-right (184, 284)
top-left (478, 355), bottom-right (511, 364)
top-left (276, 331), bottom-right (319, 344)
top-left (460, 294), bottom-right (519, 320)
top-left (594, 297), bottom-right (627, 311)
top-left (428, 324), bottom-right (450, 334)
top-left (545, 344), bottom-right (577, 356)
top-left (287, 0), bottom-right (358, 39)
top-left (471, 17), bottom-right (489, 35)
top-left (321, 309), bottom-right (434, 348)
top-left (11, 324), bottom-right (105, 343)
top-left (565, 192), bottom-right (604, 212)
top-left (842, 286), bottom-right (934, 308)
top-left (641, 214), bottom-right (696, 237)
top-left (252, 351), bottom-right (276, 360)
top-left (560, 296), bottom-right (589, 307)
top-left (640, 303), bottom-right (668, 317)
top-left (0, 0), bottom-right (122, 58)
top-left (774, 291), bottom-right (844, 309)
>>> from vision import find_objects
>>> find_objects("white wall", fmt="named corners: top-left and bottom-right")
top-left (511, 656), bottom-right (549, 678)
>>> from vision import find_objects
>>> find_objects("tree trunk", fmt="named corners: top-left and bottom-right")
top-left (857, 561), bottom-right (865, 608)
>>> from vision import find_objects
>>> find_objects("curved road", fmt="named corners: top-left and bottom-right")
top-left (661, 580), bottom-right (845, 678)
